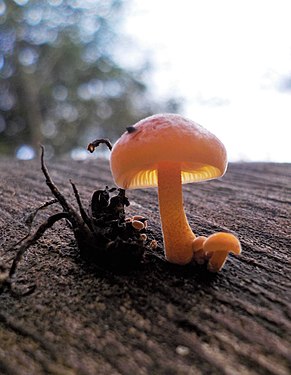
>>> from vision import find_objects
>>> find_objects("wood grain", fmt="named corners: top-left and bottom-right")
top-left (0, 158), bottom-right (290, 375)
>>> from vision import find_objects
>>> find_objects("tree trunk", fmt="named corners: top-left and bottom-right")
top-left (19, 68), bottom-right (44, 152)
top-left (0, 158), bottom-right (290, 375)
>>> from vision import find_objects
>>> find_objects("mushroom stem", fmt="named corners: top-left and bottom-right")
top-left (157, 162), bottom-right (196, 264)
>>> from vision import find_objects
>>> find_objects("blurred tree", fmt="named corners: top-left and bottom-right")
top-left (0, 0), bottom-right (180, 157)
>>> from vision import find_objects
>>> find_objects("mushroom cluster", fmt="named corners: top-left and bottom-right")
top-left (110, 113), bottom-right (241, 272)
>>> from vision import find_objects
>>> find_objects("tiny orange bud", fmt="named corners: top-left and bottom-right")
top-left (132, 220), bottom-right (144, 230)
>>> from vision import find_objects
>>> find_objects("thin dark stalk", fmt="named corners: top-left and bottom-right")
top-left (9, 212), bottom-right (70, 279)
top-left (70, 180), bottom-right (93, 232)
top-left (40, 146), bottom-right (83, 229)
top-left (5, 199), bottom-right (59, 253)
top-left (87, 138), bottom-right (112, 153)
top-left (25, 198), bottom-right (58, 228)
top-left (40, 146), bottom-right (72, 213)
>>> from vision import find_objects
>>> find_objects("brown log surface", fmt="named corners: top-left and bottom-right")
top-left (0, 158), bottom-right (290, 375)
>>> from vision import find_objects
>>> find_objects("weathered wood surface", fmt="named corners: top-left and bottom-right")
top-left (0, 158), bottom-right (290, 375)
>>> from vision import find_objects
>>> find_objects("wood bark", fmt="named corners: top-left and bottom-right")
top-left (0, 158), bottom-right (290, 375)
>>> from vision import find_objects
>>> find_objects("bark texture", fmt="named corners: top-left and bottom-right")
top-left (0, 158), bottom-right (290, 375)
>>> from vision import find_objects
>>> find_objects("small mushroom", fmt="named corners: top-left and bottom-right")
top-left (133, 215), bottom-right (148, 228)
top-left (192, 236), bottom-right (208, 264)
top-left (110, 114), bottom-right (237, 266)
top-left (203, 232), bottom-right (242, 272)
top-left (150, 239), bottom-right (158, 250)
top-left (140, 233), bottom-right (147, 241)
top-left (132, 220), bottom-right (145, 231)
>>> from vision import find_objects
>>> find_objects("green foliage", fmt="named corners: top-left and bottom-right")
top-left (0, 0), bottom-right (180, 157)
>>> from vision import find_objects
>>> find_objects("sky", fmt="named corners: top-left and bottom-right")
top-left (119, 0), bottom-right (291, 162)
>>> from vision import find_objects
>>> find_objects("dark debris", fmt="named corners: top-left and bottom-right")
top-left (0, 146), bottom-right (155, 295)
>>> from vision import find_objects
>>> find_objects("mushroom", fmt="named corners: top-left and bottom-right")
top-left (192, 236), bottom-right (208, 264)
top-left (110, 113), bottom-right (240, 268)
top-left (203, 233), bottom-right (242, 272)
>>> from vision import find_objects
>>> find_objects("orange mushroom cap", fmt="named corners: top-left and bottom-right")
top-left (203, 232), bottom-right (242, 255)
top-left (203, 232), bottom-right (242, 272)
top-left (110, 113), bottom-right (227, 189)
